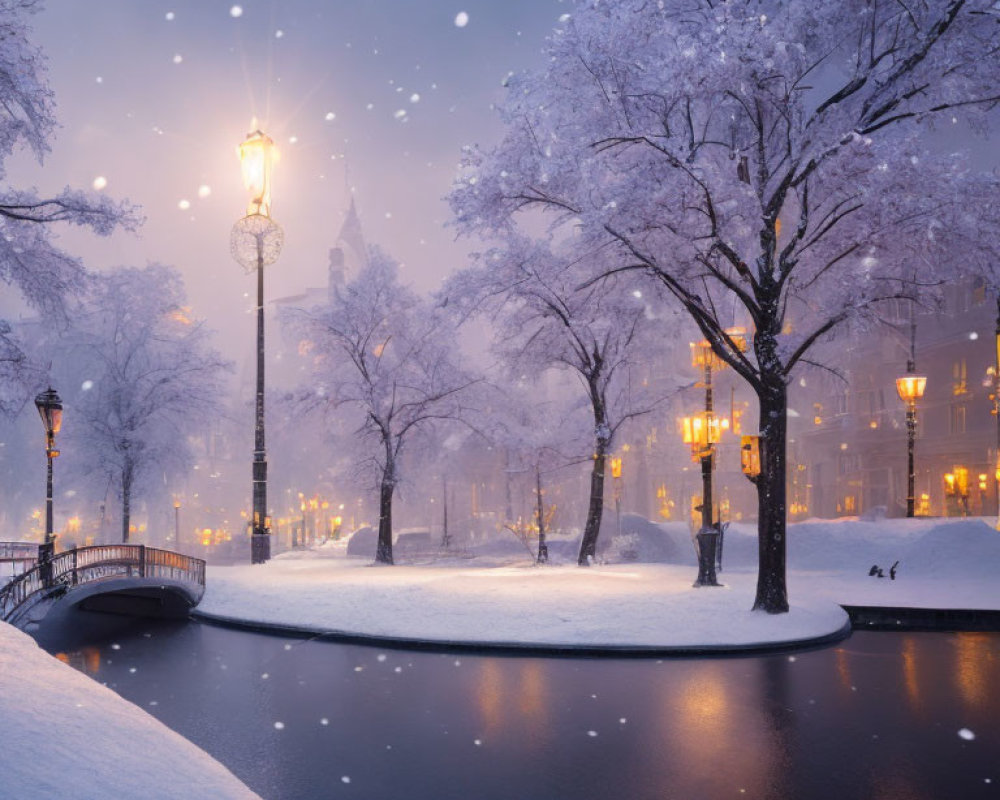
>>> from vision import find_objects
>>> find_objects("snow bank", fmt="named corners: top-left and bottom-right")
top-left (199, 559), bottom-right (848, 649)
top-left (0, 622), bottom-right (259, 800)
top-left (196, 517), bottom-right (1000, 649)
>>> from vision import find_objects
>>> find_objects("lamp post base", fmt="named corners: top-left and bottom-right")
top-left (694, 529), bottom-right (723, 587)
top-left (250, 533), bottom-right (270, 565)
top-left (38, 539), bottom-right (55, 588)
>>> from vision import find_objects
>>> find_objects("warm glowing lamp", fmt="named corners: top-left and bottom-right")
top-left (740, 435), bottom-right (761, 482)
top-left (238, 129), bottom-right (276, 217)
top-left (895, 375), bottom-right (927, 406)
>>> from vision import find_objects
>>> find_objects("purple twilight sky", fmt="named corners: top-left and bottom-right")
top-left (6, 0), bottom-right (570, 354)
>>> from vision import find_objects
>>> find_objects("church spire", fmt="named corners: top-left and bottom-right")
top-left (328, 193), bottom-right (368, 293)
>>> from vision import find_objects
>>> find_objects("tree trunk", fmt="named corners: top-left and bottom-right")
top-left (121, 461), bottom-right (133, 544)
top-left (577, 442), bottom-right (608, 565)
top-left (536, 466), bottom-right (548, 564)
top-left (753, 370), bottom-right (789, 613)
top-left (375, 455), bottom-right (394, 565)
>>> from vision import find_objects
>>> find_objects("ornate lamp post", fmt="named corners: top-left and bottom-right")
top-left (681, 411), bottom-right (729, 586)
top-left (895, 313), bottom-right (926, 518)
top-left (173, 498), bottom-right (181, 550)
top-left (610, 455), bottom-right (623, 541)
top-left (684, 329), bottom-right (744, 587)
top-left (231, 129), bottom-right (283, 564)
top-left (34, 387), bottom-right (62, 586)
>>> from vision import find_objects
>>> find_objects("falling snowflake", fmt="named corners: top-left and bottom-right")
top-left (325, 111), bottom-right (336, 121)
top-left (165, 11), bottom-right (175, 21)
top-left (587, 730), bottom-right (598, 737)
top-left (377, 654), bottom-right (387, 662)
top-left (230, 6), bottom-right (243, 18)
top-left (454, 11), bottom-right (469, 27)
top-left (110, 643), bottom-right (120, 650)
top-left (96, 76), bottom-right (103, 84)
top-left (394, 109), bottom-right (407, 120)
top-left (410, 93), bottom-right (420, 103)
top-left (261, 672), bottom-right (269, 679)
top-left (341, 777), bottom-right (351, 784)
top-left (172, 54), bottom-right (183, 64)
top-left (177, 199), bottom-right (191, 210)
top-left (198, 185), bottom-right (211, 198)
top-left (274, 721), bottom-right (285, 730)
top-left (81, 380), bottom-right (93, 391)
top-left (275, 29), bottom-right (284, 38)
top-left (958, 728), bottom-right (976, 741)
top-left (320, 718), bottom-right (329, 726)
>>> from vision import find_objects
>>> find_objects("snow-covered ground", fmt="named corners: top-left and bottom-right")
top-left (0, 622), bottom-right (259, 800)
top-left (197, 516), bottom-right (1000, 650)
top-left (2, 516), bottom-right (997, 798)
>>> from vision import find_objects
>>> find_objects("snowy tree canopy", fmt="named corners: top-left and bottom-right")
top-left (281, 246), bottom-right (481, 564)
top-left (441, 234), bottom-right (677, 564)
top-left (44, 264), bottom-right (231, 542)
top-left (452, 0), bottom-right (999, 386)
top-left (450, 0), bottom-right (1000, 610)
top-left (0, 0), bottom-right (140, 414)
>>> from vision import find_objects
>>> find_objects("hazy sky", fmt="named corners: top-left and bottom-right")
top-left (7, 0), bottom-right (570, 353)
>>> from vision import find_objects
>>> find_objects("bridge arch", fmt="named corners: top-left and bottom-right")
top-left (0, 544), bottom-right (205, 628)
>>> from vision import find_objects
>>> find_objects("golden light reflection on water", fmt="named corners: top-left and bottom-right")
top-left (54, 647), bottom-right (101, 675)
top-left (660, 662), bottom-right (783, 797)
top-left (473, 659), bottom-right (552, 743)
top-left (901, 636), bottom-right (922, 712)
top-left (954, 633), bottom-right (990, 709)
top-left (476, 660), bottom-right (504, 737)
top-left (834, 647), bottom-right (852, 693)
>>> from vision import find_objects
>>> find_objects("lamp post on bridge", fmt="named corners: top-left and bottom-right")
top-left (231, 129), bottom-right (283, 564)
top-left (34, 387), bottom-right (62, 586)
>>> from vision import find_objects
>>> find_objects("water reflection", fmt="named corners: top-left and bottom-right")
top-left (38, 620), bottom-right (1000, 800)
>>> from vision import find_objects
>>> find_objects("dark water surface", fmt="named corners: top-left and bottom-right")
top-left (40, 617), bottom-right (1000, 800)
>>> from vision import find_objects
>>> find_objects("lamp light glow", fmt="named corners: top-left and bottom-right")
top-left (238, 129), bottom-right (276, 217)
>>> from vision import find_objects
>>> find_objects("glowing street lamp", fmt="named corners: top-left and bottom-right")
top-left (896, 312), bottom-right (927, 519)
top-left (34, 387), bottom-right (62, 587)
top-left (610, 455), bottom-right (623, 541)
top-left (686, 327), bottom-right (745, 585)
top-left (740, 435), bottom-right (762, 482)
top-left (232, 129), bottom-right (283, 565)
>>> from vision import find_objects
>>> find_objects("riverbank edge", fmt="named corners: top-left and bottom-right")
top-left (190, 608), bottom-right (855, 656)
top-left (843, 605), bottom-right (1000, 631)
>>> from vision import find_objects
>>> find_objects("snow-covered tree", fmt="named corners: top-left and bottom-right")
top-left (486, 383), bottom-right (590, 564)
top-left (281, 248), bottom-right (480, 565)
top-left (450, 0), bottom-right (1000, 611)
top-left (0, 0), bottom-right (138, 414)
top-left (442, 236), bottom-right (672, 565)
top-left (46, 265), bottom-right (230, 543)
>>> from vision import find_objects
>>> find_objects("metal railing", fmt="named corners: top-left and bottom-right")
top-left (0, 544), bottom-right (206, 623)
top-left (0, 541), bottom-right (40, 566)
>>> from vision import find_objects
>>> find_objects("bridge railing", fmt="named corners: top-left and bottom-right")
top-left (0, 541), bottom-right (40, 564)
top-left (0, 544), bottom-right (206, 622)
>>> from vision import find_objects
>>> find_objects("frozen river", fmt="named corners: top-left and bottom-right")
top-left (39, 617), bottom-right (1000, 800)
